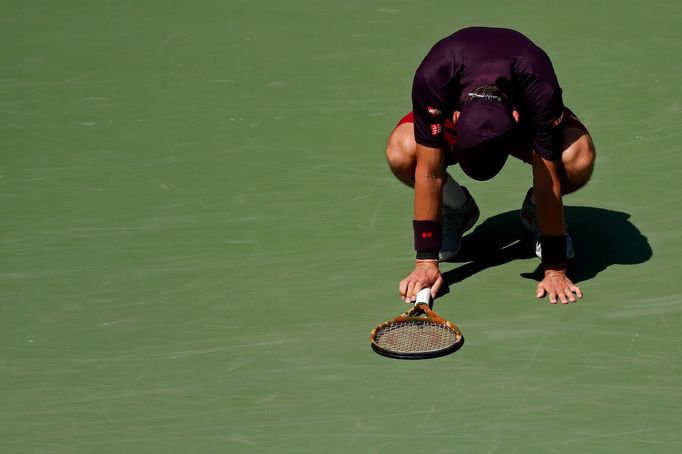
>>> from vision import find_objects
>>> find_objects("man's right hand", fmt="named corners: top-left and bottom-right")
top-left (399, 260), bottom-right (444, 302)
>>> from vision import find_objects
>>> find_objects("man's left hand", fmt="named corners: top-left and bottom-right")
top-left (536, 270), bottom-right (582, 304)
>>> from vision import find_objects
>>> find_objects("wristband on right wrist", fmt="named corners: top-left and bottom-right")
top-left (413, 220), bottom-right (442, 260)
top-left (416, 251), bottom-right (439, 261)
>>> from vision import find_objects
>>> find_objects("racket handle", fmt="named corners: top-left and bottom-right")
top-left (416, 287), bottom-right (432, 305)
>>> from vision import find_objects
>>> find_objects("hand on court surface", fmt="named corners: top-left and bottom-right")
top-left (536, 270), bottom-right (583, 304)
top-left (399, 261), bottom-right (443, 302)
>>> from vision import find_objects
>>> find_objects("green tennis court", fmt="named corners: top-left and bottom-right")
top-left (2, 1), bottom-right (681, 452)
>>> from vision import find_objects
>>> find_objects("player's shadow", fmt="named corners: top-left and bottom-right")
top-left (440, 206), bottom-right (652, 289)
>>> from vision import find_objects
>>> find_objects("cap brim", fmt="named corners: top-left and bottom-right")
top-left (459, 141), bottom-right (510, 181)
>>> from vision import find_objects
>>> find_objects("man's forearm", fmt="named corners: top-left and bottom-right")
top-left (414, 144), bottom-right (445, 220)
top-left (532, 152), bottom-right (565, 237)
top-left (533, 183), bottom-right (564, 236)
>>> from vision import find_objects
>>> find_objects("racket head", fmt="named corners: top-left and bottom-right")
top-left (369, 303), bottom-right (464, 360)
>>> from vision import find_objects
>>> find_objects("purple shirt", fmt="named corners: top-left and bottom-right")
top-left (412, 27), bottom-right (564, 161)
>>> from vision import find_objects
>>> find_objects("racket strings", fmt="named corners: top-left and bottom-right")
top-left (374, 319), bottom-right (459, 353)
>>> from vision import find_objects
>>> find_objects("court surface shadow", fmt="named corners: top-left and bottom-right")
top-left (440, 206), bottom-right (652, 291)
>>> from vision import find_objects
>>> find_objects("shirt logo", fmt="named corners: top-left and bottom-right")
top-left (427, 106), bottom-right (442, 117)
top-left (430, 124), bottom-right (442, 136)
top-left (551, 112), bottom-right (564, 128)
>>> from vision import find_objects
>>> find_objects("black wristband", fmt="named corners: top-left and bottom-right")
top-left (540, 235), bottom-right (567, 268)
top-left (413, 220), bottom-right (442, 254)
top-left (416, 251), bottom-right (439, 261)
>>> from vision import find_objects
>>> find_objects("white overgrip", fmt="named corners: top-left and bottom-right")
top-left (415, 287), bottom-right (432, 305)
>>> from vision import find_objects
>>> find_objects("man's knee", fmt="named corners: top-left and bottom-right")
top-left (562, 132), bottom-right (596, 193)
top-left (385, 124), bottom-right (417, 184)
top-left (572, 134), bottom-right (596, 182)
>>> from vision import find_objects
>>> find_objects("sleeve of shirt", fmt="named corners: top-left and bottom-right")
top-left (411, 68), bottom-right (447, 149)
top-left (529, 87), bottom-right (564, 160)
top-left (514, 53), bottom-right (565, 161)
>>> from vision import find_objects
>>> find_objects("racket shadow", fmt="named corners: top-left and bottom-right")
top-left (440, 206), bottom-right (653, 290)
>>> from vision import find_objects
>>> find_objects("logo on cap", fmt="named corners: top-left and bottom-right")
top-left (427, 106), bottom-right (442, 117)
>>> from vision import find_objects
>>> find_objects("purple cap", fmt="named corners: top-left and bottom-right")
top-left (456, 99), bottom-right (515, 150)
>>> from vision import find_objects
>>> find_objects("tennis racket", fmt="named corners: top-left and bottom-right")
top-left (369, 288), bottom-right (464, 359)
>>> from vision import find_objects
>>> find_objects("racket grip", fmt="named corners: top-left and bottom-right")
top-left (416, 287), bottom-right (432, 305)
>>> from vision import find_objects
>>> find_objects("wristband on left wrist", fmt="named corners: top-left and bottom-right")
top-left (540, 235), bottom-right (567, 268)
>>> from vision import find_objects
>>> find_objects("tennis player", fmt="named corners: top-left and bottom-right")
top-left (386, 27), bottom-right (595, 304)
